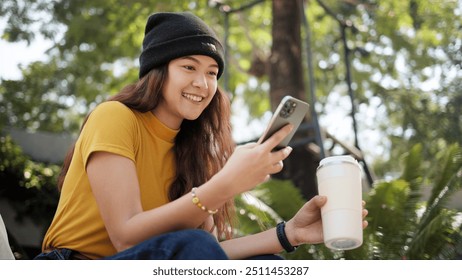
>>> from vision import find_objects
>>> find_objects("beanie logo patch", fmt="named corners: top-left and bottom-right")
top-left (202, 42), bottom-right (217, 53)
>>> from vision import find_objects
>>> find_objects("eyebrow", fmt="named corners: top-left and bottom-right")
top-left (181, 56), bottom-right (219, 69)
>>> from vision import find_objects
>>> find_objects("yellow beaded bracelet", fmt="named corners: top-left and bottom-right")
top-left (191, 187), bottom-right (218, 215)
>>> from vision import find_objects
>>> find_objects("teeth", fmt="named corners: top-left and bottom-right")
top-left (182, 93), bottom-right (203, 102)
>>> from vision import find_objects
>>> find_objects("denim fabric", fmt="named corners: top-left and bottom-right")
top-left (34, 248), bottom-right (74, 260)
top-left (105, 229), bottom-right (229, 260)
top-left (35, 229), bottom-right (284, 260)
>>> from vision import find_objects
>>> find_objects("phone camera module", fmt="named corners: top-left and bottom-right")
top-left (288, 101), bottom-right (297, 114)
top-left (280, 100), bottom-right (296, 118)
top-left (279, 110), bottom-right (288, 118)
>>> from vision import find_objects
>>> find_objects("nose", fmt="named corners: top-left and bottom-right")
top-left (192, 73), bottom-right (208, 89)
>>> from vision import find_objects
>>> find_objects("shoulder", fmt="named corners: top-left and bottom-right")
top-left (82, 101), bottom-right (141, 136)
top-left (93, 101), bottom-right (132, 115)
top-left (89, 101), bottom-right (136, 122)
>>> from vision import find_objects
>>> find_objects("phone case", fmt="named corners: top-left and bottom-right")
top-left (258, 96), bottom-right (310, 149)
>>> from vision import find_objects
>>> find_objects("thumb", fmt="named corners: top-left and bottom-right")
top-left (312, 195), bottom-right (327, 208)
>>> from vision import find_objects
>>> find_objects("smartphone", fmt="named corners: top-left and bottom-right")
top-left (258, 95), bottom-right (310, 150)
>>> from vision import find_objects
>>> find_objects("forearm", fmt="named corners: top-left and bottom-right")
top-left (220, 227), bottom-right (284, 260)
top-left (110, 176), bottom-right (231, 251)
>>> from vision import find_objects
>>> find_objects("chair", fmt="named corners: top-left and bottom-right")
top-left (0, 214), bottom-right (15, 260)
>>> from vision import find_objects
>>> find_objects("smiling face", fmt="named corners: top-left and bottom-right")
top-left (152, 55), bottom-right (219, 129)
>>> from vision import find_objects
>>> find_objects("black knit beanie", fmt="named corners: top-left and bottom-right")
top-left (139, 12), bottom-right (225, 79)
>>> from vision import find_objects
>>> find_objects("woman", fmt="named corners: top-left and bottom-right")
top-left (35, 12), bottom-right (367, 260)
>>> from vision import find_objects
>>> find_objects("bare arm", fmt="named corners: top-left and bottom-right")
top-left (220, 195), bottom-right (327, 259)
top-left (220, 228), bottom-right (283, 260)
top-left (221, 196), bottom-right (368, 259)
top-left (86, 124), bottom-right (294, 252)
top-left (86, 152), bottom-right (229, 251)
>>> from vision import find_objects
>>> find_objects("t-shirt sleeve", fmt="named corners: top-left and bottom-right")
top-left (79, 101), bottom-right (139, 167)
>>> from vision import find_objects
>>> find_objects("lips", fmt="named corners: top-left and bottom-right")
top-left (182, 92), bottom-right (204, 102)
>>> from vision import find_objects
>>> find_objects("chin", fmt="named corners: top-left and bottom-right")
top-left (183, 114), bottom-right (202, 121)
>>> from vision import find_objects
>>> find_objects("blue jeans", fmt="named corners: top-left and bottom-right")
top-left (34, 247), bottom-right (77, 260)
top-left (35, 229), bottom-right (283, 260)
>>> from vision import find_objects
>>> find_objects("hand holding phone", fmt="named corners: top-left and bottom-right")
top-left (258, 96), bottom-right (310, 150)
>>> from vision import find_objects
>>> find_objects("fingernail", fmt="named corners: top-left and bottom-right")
top-left (285, 146), bottom-right (293, 155)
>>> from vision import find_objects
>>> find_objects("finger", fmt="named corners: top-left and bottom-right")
top-left (315, 195), bottom-right (327, 207)
top-left (362, 209), bottom-right (368, 218)
top-left (269, 161), bottom-right (284, 174)
top-left (238, 142), bottom-right (258, 149)
top-left (273, 160), bottom-right (283, 169)
top-left (272, 146), bottom-right (293, 162)
top-left (304, 195), bottom-right (327, 210)
top-left (260, 124), bottom-right (293, 151)
top-left (363, 220), bottom-right (368, 229)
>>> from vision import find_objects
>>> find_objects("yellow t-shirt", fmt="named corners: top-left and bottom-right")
top-left (42, 101), bottom-right (179, 259)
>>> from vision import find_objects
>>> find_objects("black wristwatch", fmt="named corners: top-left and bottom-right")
top-left (276, 221), bottom-right (298, 253)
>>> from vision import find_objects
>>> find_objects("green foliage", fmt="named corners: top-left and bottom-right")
top-left (235, 180), bottom-right (304, 236)
top-left (0, 134), bottom-right (60, 226)
top-left (251, 179), bottom-right (306, 221)
top-left (304, 0), bottom-right (462, 175)
top-left (1, 0), bottom-right (461, 259)
top-left (357, 143), bottom-right (461, 260)
top-left (1, 0), bottom-right (460, 168)
top-left (405, 143), bottom-right (462, 259)
top-left (0, 0), bottom-right (275, 132)
top-left (238, 143), bottom-right (462, 259)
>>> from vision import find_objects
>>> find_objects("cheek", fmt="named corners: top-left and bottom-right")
top-left (203, 92), bottom-right (216, 108)
top-left (209, 81), bottom-right (218, 94)
top-left (208, 88), bottom-right (217, 101)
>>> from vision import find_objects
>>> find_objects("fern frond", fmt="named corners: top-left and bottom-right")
top-left (428, 144), bottom-right (462, 206)
top-left (418, 144), bottom-right (462, 231)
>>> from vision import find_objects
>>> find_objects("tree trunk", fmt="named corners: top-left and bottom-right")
top-left (269, 0), bottom-right (305, 110)
top-left (270, 0), bottom-right (319, 200)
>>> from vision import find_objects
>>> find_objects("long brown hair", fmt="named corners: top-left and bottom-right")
top-left (57, 66), bottom-right (236, 240)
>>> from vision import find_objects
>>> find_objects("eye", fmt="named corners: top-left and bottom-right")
top-left (208, 70), bottom-right (218, 77)
top-left (183, 65), bottom-right (195, 71)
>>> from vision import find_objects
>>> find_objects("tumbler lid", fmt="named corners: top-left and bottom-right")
top-left (317, 155), bottom-right (359, 170)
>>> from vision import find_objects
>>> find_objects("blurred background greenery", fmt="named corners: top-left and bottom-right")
top-left (0, 0), bottom-right (461, 259)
